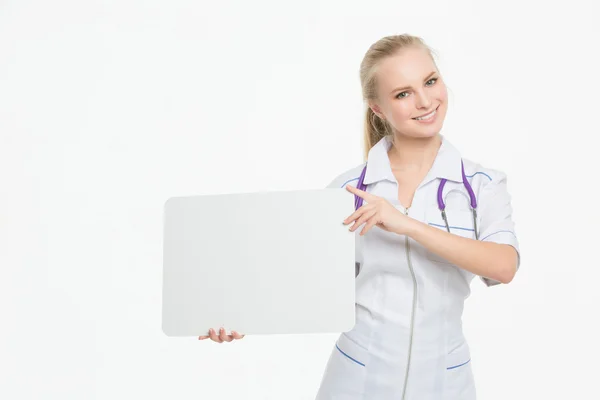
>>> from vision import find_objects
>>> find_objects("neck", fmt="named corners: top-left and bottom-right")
top-left (387, 133), bottom-right (442, 172)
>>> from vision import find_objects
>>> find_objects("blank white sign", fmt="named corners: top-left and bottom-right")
top-left (162, 188), bottom-right (356, 337)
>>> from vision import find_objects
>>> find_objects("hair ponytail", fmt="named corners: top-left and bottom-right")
top-left (363, 106), bottom-right (391, 161)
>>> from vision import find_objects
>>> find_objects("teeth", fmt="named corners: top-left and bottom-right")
top-left (415, 109), bottom-right (436, 120)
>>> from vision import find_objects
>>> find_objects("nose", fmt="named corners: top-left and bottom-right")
top-left (415, 90), bottom-right (432, 110)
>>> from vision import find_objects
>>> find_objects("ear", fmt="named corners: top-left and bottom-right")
top-left (369, 103), bottom-right (385, 120)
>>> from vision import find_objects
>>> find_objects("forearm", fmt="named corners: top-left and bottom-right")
top-left (404, 219), bottom-right (518, 284)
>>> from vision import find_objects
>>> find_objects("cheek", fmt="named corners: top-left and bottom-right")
top-left (435, 84), bottom-right (448, 103)
top-left (389, 103), bottom-right (413, 122)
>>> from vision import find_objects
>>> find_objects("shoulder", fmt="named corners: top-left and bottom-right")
top-left (326, 163), bottom-right (366, 189)
top-left (461, 157), bottom-right (509, 191)
top-left (461, 158), bottom-right (514, 214)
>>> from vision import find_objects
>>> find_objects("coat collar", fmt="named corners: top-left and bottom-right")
top-left (362, 134), bottom-right (464, 186)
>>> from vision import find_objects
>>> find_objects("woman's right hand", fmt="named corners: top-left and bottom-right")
top-left (198, 327), bottom-right (245, 343)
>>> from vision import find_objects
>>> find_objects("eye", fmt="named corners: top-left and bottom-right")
top-left (395, 78), bottom-right (438, 99)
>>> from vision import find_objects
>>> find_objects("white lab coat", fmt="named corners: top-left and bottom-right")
top-left (315, 135), bottom-right (521, 400)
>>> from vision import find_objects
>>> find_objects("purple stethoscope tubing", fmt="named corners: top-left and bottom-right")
top-left (353, 160), bottom-right (479, 240)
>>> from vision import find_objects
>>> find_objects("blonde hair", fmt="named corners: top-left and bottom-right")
top-left (359, 34), bottom-right (440, 160)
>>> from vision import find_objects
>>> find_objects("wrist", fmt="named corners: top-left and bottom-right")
top-left (396, 216), bottom-right (421, 237)
top-left (399, 216), bottom-right (422, 237)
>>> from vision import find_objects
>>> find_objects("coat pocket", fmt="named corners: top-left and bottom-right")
top-left (444, 341), bottom-right (476, 400)
top-left (425, 205), bottom-right (477, 264)
top-left (315, 333), bottom-right (370, 398)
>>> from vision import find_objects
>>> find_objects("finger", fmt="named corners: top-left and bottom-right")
top-left (219, 328), bottom-right (233, 342)
top-left (345, 184), bottom-right (376, 203)
top-left (231, 331), bottom-right (245, 340)
top-left (360, 217), bottom-right (380, 236)
top-left (198, 335), bottom-right (209, 340)
top-left (209, 328), bottom-right (222, 343)
top-left (343, 203), bottom-right (374, 225)
top-left (350, 208), bottom-right (378, 232)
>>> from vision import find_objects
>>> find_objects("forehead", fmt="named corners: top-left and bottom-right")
top-left (375, 47), bottom-right (436, 90)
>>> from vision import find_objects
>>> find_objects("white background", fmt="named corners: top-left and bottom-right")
top-left (1, 0), bottom-right (598, 399)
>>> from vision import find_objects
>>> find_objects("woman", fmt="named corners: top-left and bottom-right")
top-left (314, 34), bottom-right (520, 399)
top-left (200, 34), bottom-right (520, 400)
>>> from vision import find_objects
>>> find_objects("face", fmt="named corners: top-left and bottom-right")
top-left (370, 47), bottom-right (448, 139)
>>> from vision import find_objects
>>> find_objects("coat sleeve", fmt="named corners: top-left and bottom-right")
top-left (477, 171), bottom-right (521, 286)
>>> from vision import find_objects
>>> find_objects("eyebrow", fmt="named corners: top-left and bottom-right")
top-left (389, 71), bottom-right (438, 94)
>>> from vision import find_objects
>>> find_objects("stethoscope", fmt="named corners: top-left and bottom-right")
top-left (353, 160), bottom-right (480, 240)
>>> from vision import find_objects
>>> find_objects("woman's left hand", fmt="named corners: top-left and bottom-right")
top-left (343, 185), bottom-right (411, 236)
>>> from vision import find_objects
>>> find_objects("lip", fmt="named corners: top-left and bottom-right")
top-left (412, 105), bottom-right (439, 123)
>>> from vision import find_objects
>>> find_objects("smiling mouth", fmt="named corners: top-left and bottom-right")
top-left (412, 105), bottom-right (439, 120)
